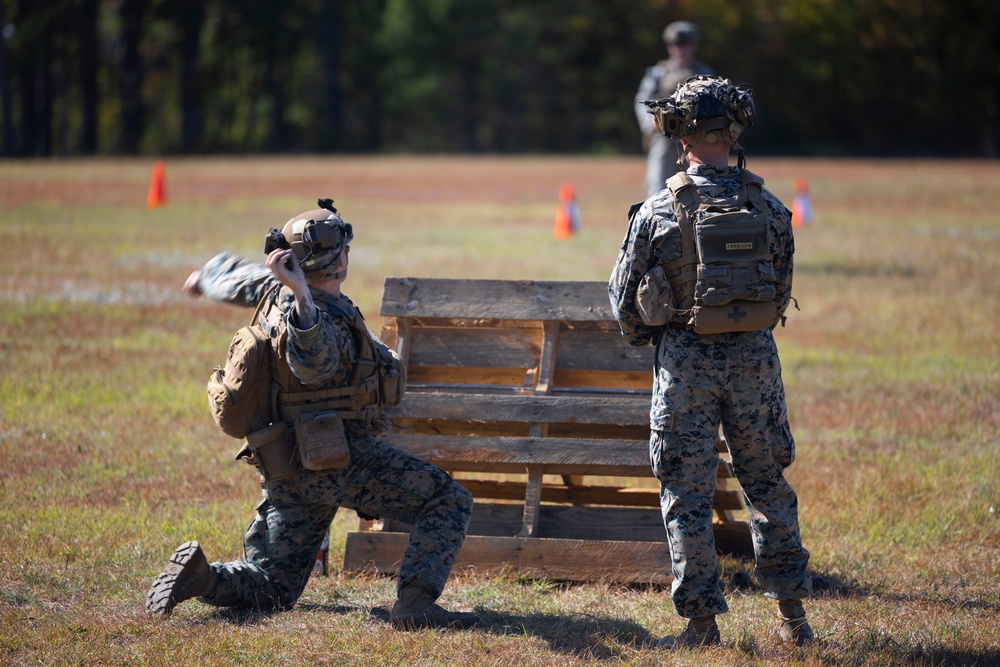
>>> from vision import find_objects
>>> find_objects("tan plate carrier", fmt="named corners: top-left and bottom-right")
top-left (342, 277), bottom-right (752, 584)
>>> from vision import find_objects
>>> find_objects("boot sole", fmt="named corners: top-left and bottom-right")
top-left (145, 541), bottom-right (204, 617)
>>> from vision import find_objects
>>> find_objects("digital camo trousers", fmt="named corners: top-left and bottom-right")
top-left (650, 328), bottom-right (812, 618)
top-left (201, 437), bottom-right (473, 611)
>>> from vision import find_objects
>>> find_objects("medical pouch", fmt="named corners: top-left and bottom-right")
top-left (294, 411), bottom-right (351, 471)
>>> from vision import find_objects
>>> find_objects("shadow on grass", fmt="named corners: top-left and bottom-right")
top-left (816, 628), bottom-right (1000, 667)
top-left (351, 604), bottom-right (656, 659)
top-left (478, 610), bottom-right (656, 659)
top-left (199, 601), bottom-right (361, 626)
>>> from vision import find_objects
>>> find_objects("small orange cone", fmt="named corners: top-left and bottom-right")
top-left (790, 177), bottom-right (812, 228)
top-left (147, 160), bottom-right (167, 209)
top-left (553, 182), bottom-right (582, 240)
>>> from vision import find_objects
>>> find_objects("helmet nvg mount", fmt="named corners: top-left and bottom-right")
top-left (264, 198), bottom-right (354, 283)
top-left (643, 75), bottom-right (756, 167)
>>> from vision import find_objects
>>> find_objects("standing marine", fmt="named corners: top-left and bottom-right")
top-left (610, 76), bottom-right (815, 649)
top-left (635, 21), bottom-right (714, 198)
top-left (146, 200), bottom-right (481, 630)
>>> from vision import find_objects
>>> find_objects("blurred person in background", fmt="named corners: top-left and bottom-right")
top-left (635, 21), bottom-right (714, 198)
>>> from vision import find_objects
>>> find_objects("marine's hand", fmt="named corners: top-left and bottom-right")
top-left (182, 270), bottom-right (202, 297)
top-left (266, 249), bottom-right (308, 294)
top-left (267, 249), bottom-right (317, 327)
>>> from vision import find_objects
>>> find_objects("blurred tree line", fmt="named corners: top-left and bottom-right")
top-left (1, 0), bottom-right (996, 158)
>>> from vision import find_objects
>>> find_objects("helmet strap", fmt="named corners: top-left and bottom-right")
top-left (676, 138), bottom-right (691, 171)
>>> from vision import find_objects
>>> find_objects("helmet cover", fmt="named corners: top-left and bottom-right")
top-left (643, 75), bottom-right (756, 141)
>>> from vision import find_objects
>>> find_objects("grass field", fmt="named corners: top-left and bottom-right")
top-left (1, 155), bottom-right (998, 666)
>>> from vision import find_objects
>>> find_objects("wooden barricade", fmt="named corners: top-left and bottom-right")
top-left (342, 278), bottom-right (752, 584)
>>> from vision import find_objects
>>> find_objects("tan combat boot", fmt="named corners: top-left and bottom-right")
top-left (657, 614), bottom-right (721, 649)
top-left (146, 541), bottom-right (218, 618)
top-left (777, 598), bottom-right (815, 645)
top-left (389, 585), bottom-right (482, 630)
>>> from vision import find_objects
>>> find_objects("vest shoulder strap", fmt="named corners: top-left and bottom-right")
top-left (740, 169), bottom-right (765, 206)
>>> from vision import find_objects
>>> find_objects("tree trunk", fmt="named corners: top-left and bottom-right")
top-left (178, 0), bottom-right (204, 153)
top-left (119, 0), bottom-right (147, 154)
top-left (78, 0), bottom-right (99, 154)
top-left (0, 2), bottom-right (12, 156)
top-left (318, 0), bottom-right (342, 151)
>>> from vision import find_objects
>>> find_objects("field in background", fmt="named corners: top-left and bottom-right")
top-left (0, 156), bottom-right (997, 666)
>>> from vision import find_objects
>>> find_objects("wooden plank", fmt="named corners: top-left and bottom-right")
top-left (344, 532), bottom-right (674, 584)
top-left (519, 466), bottom-right (544, 537)
top-left (383, 433), bottom-right (737, 479)
top-left (406, 367), bottom-right (532, 386)
top-left (387, 321), bottom-right (651, 375)
top-left (458, 479), bottom-right (661, 506)
top-left (390, 419), bottom-right (649, 442)
top-left (553, 326), bottom-right (653, 373)
top-left (385, 433), bottom-right (649, 471)
top-left (466, 503), bottom-right (666, 542)
top-left (344, 525), bottom-right (753, 582)
top-left (381, 278), bottom-right (616, 322)
top-left (552, 369), bottom-right (653, 390)
top-left (354, 506), bottom-right (750, 553)
top-left (386, 392), bottom-right (650, 425)
top-left (456, 479), bottom-right (743, 512)
top-left (404, 326), bottom-right (541, 369)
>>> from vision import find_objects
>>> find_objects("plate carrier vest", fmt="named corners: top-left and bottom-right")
top-left (660, 168), bottom-right (780, 333)
top-left (254, 285), bottom-right (387, 425)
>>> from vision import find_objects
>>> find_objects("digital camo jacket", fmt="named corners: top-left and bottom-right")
top-left (609, 164), bottom-right (795, 348)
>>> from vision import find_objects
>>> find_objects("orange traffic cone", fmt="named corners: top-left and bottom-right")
top-left (147, 160), bottom-right (167, 209)
top-left (553, 182), bottom-right (582, 240)
top-left (790, 177), bottom-right (812, 228)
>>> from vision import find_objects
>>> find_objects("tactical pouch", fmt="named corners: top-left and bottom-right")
top-left (379, 349), bottom-right (406, 407)
top-left (294, 411), bottom-right (350, 471)
top-left (690, 300), bottom-right (778, 334)
top-left (237, 422), bottom-right (297, 482)
top-left (636, 265), bottom-right (675, 327)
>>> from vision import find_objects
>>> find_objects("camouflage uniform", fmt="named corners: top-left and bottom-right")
top-left (193, 252), bottom-right (472, 610)
top-left (635, 59), bottom-right (713, 198)
top-left (609, 165), bottom-right (812, 619)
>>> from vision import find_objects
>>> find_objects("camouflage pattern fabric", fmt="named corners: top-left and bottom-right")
top-left (634, 59), bottom-right (713, 197)
top-left (192, 253), bottom-right (472, 609)
top-left (609, 165), bottom-right (811, 619)
top-left (206, 437), bottom-right (472, 610)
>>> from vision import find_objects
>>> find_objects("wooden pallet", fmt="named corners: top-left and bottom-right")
top-left (342, 278), bottom-right (751, 584)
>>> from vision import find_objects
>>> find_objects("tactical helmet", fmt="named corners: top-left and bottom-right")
top-left (642, 75), bottom-right (756, 167)
top-left (663, 21), bottom-right (700, 46)
top-left (264, 198), bottom-right (354, 283)
top-left (645, 75), bottom-right (756, 140)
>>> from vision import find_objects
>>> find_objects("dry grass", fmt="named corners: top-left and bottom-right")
top-left (1, 156), bottom-right (997, 666)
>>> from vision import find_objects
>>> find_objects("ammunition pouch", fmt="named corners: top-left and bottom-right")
top-left (236, 422), bottom-right (298, 482)
top-left (379, 348), bottom-right (406, 407)
top-left (636, 265), bottom-right (675, 327)
top-left (294, 411), bottom-right (351, 471)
